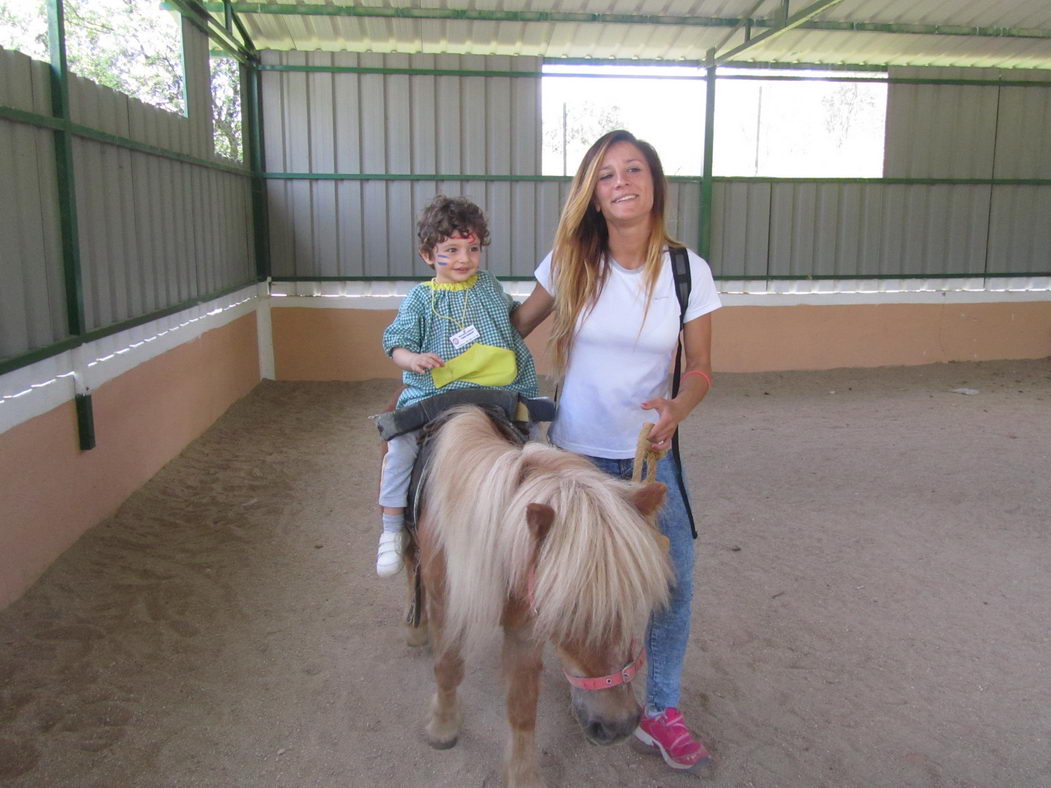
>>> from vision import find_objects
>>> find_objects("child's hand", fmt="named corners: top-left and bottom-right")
top-left (391, 347), bottom-right (445, 374)
top-left (406, 352), bottom-right (445, 374)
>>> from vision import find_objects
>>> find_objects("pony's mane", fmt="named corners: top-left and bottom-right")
top-left (422, 406), bottom-right (672, 654)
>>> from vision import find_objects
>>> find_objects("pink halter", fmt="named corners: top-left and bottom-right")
top-left (562, 641), bottom-right (646, 691)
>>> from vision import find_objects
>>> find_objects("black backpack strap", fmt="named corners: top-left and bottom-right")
top-left (667, 247), bottom-right (698, 539)
top-left (670, 245), bottom-right (692, 339)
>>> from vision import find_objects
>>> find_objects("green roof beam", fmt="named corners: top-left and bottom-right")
top-left (195, 3), bottom-right (1051, 41)
top-left (165, 0), bottom-right (255, 62)
top-left (712, 0), bottom-right (848, 65)
top-left (710, 0), bottom-right (770, 54)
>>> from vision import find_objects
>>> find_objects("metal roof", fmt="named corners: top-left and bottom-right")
top-left (204, 1), bottom-right (1051, 69)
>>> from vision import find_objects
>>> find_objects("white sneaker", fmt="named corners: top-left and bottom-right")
top-left (376, 530), bottom-right (404, 578)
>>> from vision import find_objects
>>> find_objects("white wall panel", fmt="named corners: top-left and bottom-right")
top-left (71, 137), bottom-right (255, 332)
top-left (0, 50), bottom-right (65, 359)
top-left (0, 118), bottom-right (65, 357)
top-left (988, 186), bottom-right (1051, 274)
top-left (884, 67), bottom-right (1000, 178)
top-left (711, 181), bottom-right (770, 278)
top-left (2, 18), bottom-right (255, 367)
top-left (994, 74), bottom-right (1051, 179)
top-left (258, 54), bottom-right (1049, 282)
top-left (261, 51), bottom-right (542, 279)
top-left (721, 182), bottom-right (995, 279)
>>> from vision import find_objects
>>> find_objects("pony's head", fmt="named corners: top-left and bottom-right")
top-left (423, 406), bottom-right (674, 744)
top-left (522, 475), bottom-right (671, 745)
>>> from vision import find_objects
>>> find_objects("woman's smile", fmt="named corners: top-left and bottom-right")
top-left (593, 141), bottom-right (654, 222)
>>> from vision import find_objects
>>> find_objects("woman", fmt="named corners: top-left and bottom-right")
top-left (513, 130), bottom-right (721, 773)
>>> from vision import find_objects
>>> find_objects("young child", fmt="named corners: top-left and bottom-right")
top-left (376, 195), bottom-right (538, 577)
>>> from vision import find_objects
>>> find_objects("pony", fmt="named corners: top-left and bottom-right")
top-left (406, 405), bottom-right (673, 787)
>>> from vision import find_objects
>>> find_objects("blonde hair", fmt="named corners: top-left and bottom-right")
top-left (549, 130), bottom-right (681, 376)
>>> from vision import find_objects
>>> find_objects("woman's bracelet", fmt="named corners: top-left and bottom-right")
top-left (682, 369), bottom-right (712, 389)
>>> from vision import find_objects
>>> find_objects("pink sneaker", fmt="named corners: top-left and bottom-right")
top-left (632, 708), bottom-right (712, 772)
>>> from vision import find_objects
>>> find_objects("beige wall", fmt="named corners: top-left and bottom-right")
top-left (0, 314), bottom-right (260, 607)
top-left (4, 297), bottom-right (1049, 608)
top-left (272, 301), bottom-right (1051, 381)
top-left (713, 301), bottom-right (1051, 372)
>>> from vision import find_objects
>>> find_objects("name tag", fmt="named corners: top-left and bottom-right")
top-left (449, 324), bottom-right (481, 350)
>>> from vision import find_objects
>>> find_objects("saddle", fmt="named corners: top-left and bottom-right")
top-left (373, 388), bottom-right (556, 531)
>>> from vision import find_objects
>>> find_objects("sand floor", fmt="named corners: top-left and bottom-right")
top-left (1, 359), bottom-right (1050, 787)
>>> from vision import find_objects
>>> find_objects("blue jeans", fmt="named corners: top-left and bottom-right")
top-left (584, 452), bottom-right (695, 715)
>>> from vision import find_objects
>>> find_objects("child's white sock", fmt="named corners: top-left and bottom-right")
top-left (382, 513), bottom-right (404, 534)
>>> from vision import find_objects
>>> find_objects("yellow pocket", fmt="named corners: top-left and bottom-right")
top-left (432, 344), bottom-right (517, 389)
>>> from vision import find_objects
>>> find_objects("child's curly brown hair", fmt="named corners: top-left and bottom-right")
top-left (416, 195), bottom-right (491, 257)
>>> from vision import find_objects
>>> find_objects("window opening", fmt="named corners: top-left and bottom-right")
top-left (0, 0), bottom-right (186, 116)
top-left (542, 64), bottom-right (706, 177)
top-left (0, 0), bottom-right (48, 60)
top-left (715, 69), bottom-right (887, 177)
top-left (210, 51), bottom-right (242, 162)
top-left (542, 64), bottom-right (887, 178)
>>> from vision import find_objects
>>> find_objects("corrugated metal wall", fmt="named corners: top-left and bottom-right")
top-left (0, 17), bottom-right (256, 364)
top-left (262, 51), bottom-right (553, 279)
top-left (710, 67), bottom-right (1051, 278)
top-left (264, 58), bottom-right (1050, 281)
top-left (7, 43), bottom-right (1049, 363)
top-left (0, 50), bottom-right (65, 360)
top-left (710, 181), bottom-right (992, 278)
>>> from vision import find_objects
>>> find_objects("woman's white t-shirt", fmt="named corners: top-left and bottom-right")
top-left (535, 248), bottom-right (721, 459)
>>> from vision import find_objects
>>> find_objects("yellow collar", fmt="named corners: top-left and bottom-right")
top-left (425, 274), bottom-right (478, 291)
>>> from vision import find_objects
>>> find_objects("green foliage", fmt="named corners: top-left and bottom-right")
top-left (210, 53), bottom-right (242, 161)
top-left (0, 0), bottom-right (242, 161)
top-left (64, 0), bottom-right (185, 113)
top-left (544, 99), bottom-right (626, 176)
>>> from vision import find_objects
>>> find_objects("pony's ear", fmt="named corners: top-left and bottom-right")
top-left (526, 503), bottom-right (556, 545)
top-left (631, 482), bottom-right (666, 517)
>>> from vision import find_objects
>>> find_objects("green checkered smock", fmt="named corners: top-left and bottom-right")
top-left (383, 269), bottom-right (539, 409)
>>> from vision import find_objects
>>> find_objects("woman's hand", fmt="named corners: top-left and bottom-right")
top-left (392, 348), bottom-right (445, 374)
top-left (640, 313), bottom-right (714, 450)
top-left (640, 397), bottom-right (688, 449)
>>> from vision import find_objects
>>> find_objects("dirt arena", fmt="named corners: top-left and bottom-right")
top-left (2, 359), bottom-right (1049, 787)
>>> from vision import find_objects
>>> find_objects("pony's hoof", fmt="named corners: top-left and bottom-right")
top-left (425, 731), bottom-right (459, 750)
top-left (405, 624), bottom-right (429, 648)
top-left (425, 701), bottom-right (462, 749)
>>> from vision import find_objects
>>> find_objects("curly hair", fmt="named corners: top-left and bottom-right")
top-left (417, 195), bottom-right (491, 257)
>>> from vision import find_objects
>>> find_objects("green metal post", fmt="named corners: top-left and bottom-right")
top-left (47, 0), bottom-right (84, 339)
top-left (700, 65), bottom-right (717, 262)
top-left (245, 59), bottom-right (270, 281)
top-left (48, 0), bottom-right (94, 451)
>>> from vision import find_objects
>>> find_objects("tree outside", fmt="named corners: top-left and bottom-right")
top-left (210, 52), bottom-right (242, 162)
top-left (0, 0), bottom-right (242, 162)
top-left (543, 99), bottom-right (626, 176)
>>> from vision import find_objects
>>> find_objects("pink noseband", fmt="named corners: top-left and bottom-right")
top-left (562, 641), bottom-right (646, 691)
top-left (526, 565), bottom-right (645, 691)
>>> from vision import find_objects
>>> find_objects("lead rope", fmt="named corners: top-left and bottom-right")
top-left (632, 422), bottom-right (667, 483)
top-left (632, 423), bottom-right (670, 553)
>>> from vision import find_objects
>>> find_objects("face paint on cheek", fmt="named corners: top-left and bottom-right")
top-left (434, 255), bottom-right (449, 266)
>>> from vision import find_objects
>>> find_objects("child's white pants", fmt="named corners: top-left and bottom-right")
top-left (377, 430), bottom-right (420, 508)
